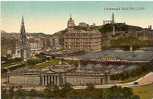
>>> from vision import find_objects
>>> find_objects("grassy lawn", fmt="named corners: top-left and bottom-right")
top-left (120, 73), bottom-right (147, 83)
top-left (133, 84), bottom-right (153, 99)
top-left (2, 62), bottom-right (25, 70)
top-left (34, 59), bottom-right (60, 68)
top-left (2, 61), bottom-right (21, 67)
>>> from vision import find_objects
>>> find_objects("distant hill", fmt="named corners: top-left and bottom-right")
top-left (52, 23), bottom-right (145, 36)
top-left (28, 32), bottom-right (52, 37)
top-left (1, 31), bottom-right (51, 38)
top-left (98, 23), bottom-right (143, 33)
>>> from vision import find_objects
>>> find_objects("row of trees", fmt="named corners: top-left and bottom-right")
top-left (2, 83), bottom-right (140, 99)
top-left (2, 53), bottom-right (51, 71)
top-left (111, 36), bottom-right (153, 51)
top-left (2, 57), bottom-right (22, 65)
top-left (2, 58), bottom-right (43, 72)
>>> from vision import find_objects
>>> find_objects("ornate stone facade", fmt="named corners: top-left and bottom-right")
top-left (8, 71), bottom-right (110, 86)
top-left (64, 30), bottom-right (102, 52)
top-left (64, 17), bottom-right (102, 52)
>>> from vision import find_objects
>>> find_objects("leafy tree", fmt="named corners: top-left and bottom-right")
top-left (111, 36), bottom-right (145, 51)
top-left (103, 86), bottom-right (140, 99)
top-left (27, 58), bottom-right (42, 65)
top-left (43, 83), bottom-right (60, 97)
top-left (86, 83), bottom-right (95, 91)
top-left (131, 95), bottom-right (140, 99)
top-left (15, 88), bottom-right (26, 97)
top-left (29, 89), bottom-right (38, 96)
top-left (122, 87), bottom-right (133, 97)
top-left (111, 36), bottom-right (153, 50)
top-left (60, 83), bottom-right (73, 97)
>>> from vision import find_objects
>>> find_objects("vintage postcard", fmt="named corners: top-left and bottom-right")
top-left (1, 1), bottom-right (153, 99)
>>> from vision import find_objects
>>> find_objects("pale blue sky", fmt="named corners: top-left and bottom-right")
top-left (1, 1), bottom-right (153, 34)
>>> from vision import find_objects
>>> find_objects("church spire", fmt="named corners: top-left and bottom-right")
top-left (20, 16), bottom-right (31, 61)
top-left (20, 16), bottom-right (26, 34)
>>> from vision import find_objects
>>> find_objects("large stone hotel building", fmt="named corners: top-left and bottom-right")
top-left (64, 16), bottom-right (102, 52)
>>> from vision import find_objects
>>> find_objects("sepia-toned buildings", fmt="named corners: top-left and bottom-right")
top-left (64, 16), bottom-right (102, 52)
top-left (8, 69), bottom-right (110, 87)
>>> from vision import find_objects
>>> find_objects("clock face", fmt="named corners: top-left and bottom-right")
top-left (49, 64), bottom-right (76, 73)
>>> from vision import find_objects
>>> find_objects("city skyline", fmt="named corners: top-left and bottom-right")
top-left (1, 1), bottom-right (153, 34)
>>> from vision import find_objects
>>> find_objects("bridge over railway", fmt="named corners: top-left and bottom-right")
top-left (60, 57), bottom-right (150, 65)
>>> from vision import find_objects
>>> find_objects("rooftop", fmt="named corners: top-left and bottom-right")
top-left (69, 48), bottom-right (153, 62)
